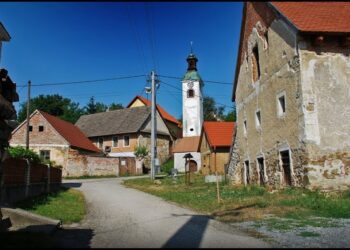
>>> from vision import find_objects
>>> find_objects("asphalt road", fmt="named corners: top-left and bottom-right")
top-left (61, 177), bottom-right (271, 248)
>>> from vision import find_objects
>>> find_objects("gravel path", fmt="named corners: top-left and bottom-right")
top-left (61, 177), bottom-right (271, 248)
top-left (235, 217), bottom-right (350, 248)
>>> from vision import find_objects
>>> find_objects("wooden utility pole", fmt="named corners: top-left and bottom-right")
top-left (25, 80), bottom-right (31, 150)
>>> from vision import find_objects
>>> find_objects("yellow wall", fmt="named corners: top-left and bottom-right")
top-left (129, 99), bottom-right (146, 108)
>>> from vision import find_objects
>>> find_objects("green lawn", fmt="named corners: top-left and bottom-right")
top-left (123, 174), bottom-right (350, 230)
top-left (16, 187), bottom-right (86, 224)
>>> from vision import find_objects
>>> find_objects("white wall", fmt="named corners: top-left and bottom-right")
top-left (174, 152), bottom-right (201, 173)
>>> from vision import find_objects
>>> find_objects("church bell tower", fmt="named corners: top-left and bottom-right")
top-left (182, 49), bottom-right (204, 137)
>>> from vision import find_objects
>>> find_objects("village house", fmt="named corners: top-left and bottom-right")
top-left (173, 51), bottom-right (203, 172)
top-left (228, 2), bottom-right (350, 191)
top-left (199, 121), bottom-right (235, 175)
top-left (75, 105), bottom-right (174, 173)
top-left (8, 110), bottom-right (125, 178)
top-left (127, 95), bottom-right (182, 140)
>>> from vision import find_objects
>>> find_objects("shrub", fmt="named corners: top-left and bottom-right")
top-left (134, 145), bottom-right (149, 158)
top-left (161, 158), bottom-right (174, 175)
top-left (7, 146), bottom-right (41, 163)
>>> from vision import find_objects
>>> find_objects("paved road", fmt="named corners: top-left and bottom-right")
top-left (61, 177), bottom-right (271, 248)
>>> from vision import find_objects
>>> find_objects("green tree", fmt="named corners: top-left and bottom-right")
top-left (85, 96), bottom-right (107, 114)
top-left (224, 103), bottom-right (237, 122)
top-left (108, 102), bottom-right (124, 111)
top-left (203, 96), bottom-right (226, 121)
top-left (17, 94), bottom-right (84, 124)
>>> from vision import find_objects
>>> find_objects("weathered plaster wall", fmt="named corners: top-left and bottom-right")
top-left (232, 15), bottom-right (304, 187)
top-left (299, 44), bottom-right (350, 190)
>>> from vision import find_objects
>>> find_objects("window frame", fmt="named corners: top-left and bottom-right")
top-left (39, 150), bottom-right (50, 161)
top-left (123, 135), bottom-right (130, 147)
top-left (38, 125), bottom-right (44, 132)
top-left (187, 89), bottom-right (195, 98)
top-left (112, 136), bottom-right (118, 148)
top-left (97, 137), bottom-right (104, 149)
top-left (255, 109), bottom-right (262, 129)
top-left (276, 91), bottom-right (287, 118)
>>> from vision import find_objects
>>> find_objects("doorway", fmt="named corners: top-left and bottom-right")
top-left (280, 150), bottom-right (292, 186)
top-left (257, 157), bottom-right (265, 186)
top-left (244, 160), bottom-right (250, 185)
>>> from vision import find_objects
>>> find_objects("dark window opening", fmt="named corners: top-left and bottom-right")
top-left (244, 160), bottom-right (250, 185)
top-left (29, 126), bottom-right (33, 132)
top-left (40, 150), bottom-right (50, 161)
top-left (39, 126), bottom-right (44, 132)
top-left (98, 138), bottom-right (103, 149)
top-left (256, 110), bottom-right (261, 127)
top-left (252, 45), bottom-right (261, 82)
top-left (187, 89), bottom-right (194, 98)
top-left (124, 135), bottom-right (130, 147)
top-left (279, 95), bottom-right (286, 114)
top-left (280, 150), bottom-right (292, 186)
top-left (257, 157), bottom-right (265, 186)
top-left (190, 128), bottom-right (194, 132)
top-left (244, 120), bottom-right (247, 134)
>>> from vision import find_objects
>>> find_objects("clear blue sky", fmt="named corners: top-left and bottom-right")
top-left (0, 2), bottom-right (243, 119)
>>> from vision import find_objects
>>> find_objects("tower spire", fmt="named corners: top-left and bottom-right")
top-left (186, 41), bottom-right (198, 71)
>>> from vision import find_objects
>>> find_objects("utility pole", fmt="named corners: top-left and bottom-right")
top-left (150, 71), bottom-right (159, 180)
top-left (25, 80), bottom-right (31, 150)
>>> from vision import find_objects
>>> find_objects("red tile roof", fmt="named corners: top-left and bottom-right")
top-left (127, 95), bottom-right (181, 126)
top-left (271, 2), bottom-right (350, 33)
top-left (203, 121), bottom-right (235, 148)
top-left (39, 110), bottom-right (100, 153)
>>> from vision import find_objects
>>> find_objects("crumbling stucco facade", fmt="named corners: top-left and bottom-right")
top-left (229, 2), bottom-right (350, 191)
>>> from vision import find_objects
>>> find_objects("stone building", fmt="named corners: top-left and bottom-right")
top-left (199, 121), bottom-right (235, 175)
top-left (173, 51), bottom-right (203, 172)
top-left (228, 2), bottom-right (350, 191)
top-left (75, 106), bottom-right (174, 172)
top-left (10, 110), bottom-right (106, 177)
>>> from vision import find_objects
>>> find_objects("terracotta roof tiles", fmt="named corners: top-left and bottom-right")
top-left (203, 121), bottom-right (235, 148)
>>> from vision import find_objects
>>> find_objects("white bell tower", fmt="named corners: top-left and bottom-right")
top-left (182, 50), bottom-right (204, 137)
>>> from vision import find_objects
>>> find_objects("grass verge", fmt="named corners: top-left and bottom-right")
top-left (123, 174), bottom-right (350, 231)
top-left (16, 187), bottom-right (86, 224)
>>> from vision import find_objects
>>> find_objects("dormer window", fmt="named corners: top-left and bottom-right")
top-left (187, 89), bottom-right (194, 98)
top-left (252, 45), bottom-right (261, 82)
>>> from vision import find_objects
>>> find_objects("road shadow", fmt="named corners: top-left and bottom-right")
top-left (1, 224), bottom-right (93, 248)
top-left (162, 214), bottom-right (212, 248)
top-left (62, 182), bottom-right (82, 188)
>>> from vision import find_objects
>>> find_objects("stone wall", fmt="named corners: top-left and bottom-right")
top-left (64, 149), bottom-right (120, 177)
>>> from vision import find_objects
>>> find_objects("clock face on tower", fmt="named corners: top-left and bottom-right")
top-left (187, 81), bottom-right (194, 89)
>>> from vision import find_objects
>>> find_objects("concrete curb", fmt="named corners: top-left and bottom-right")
top-left (1, 207), bottom-right (62, 234)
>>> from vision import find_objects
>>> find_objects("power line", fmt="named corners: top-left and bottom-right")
top-left (158, 74), bottom-right (233, 85)
top-left (159, 79), bottom-right (234, 109)
top-left (17, 74), bottom-right (146, 88)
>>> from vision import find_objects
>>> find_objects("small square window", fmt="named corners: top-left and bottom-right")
top-left (124, 135), bottom-right (130, 147)
top-left (256, 110), bottom-right (261, 128)
top-left (39, 125), bottom-right (44, 132)
top-left (187, 89), bottom-right (194, 98)
top-left (40, 150), bottom-right (50, 161)
top-left (29, 126), bottom-right (33, 132)
top-left (112, 137), bottom-right (118, 147)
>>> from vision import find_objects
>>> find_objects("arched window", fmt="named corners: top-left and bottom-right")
top-left (187, 89), bottom-right (194, 98)
top-left (252, 45), bottom-right (261, 82)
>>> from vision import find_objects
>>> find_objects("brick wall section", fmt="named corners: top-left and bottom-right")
top-left (65, 149), bottom-right (120, 177)
top-left (10, 112), bottom-right (68, 146)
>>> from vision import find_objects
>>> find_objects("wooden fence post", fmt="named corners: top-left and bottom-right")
top-left (46, 164), bottom-right (50, 193)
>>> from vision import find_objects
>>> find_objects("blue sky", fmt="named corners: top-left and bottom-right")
top-left (0, 2), bottom-right (243, 119)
